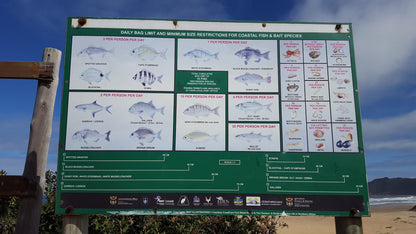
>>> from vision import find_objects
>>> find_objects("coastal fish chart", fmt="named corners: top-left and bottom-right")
top-left (57, 18), bottom-right (370, 216)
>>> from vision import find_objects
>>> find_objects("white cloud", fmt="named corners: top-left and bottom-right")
top-left (124, 0), bottom-right (229, 20)
top-left (365, 139), bottom-right (416, 151)
top-left (13, 0), bottom-right (230, 31)
top-left (366, 153), bottom-right (416, 168)
top-left (362, 110), bottom-right (416, 151)
top-left (362, 110), bottom-right (416, 139)
top-left (365, 153), bottom-right (416, 180)
top-left (290, 0), bottom-right (416, 104)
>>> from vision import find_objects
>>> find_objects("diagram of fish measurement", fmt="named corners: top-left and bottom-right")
top-left (70, 36), bottom-right (175, 91)
top-left (65, 92), bottom-right (174, 150)
top-left (66, 35), bottom-right (359, 153)
top-left (177, 38), bottom-right (279, 93)
top-left (175, 94), bottom-right (226, 151)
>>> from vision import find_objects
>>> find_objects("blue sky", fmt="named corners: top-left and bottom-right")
top-left (0, 0), bottom-right (415, 181)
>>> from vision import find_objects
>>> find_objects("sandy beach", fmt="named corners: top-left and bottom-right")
top-left (278, 204), bottom-right (416, 234)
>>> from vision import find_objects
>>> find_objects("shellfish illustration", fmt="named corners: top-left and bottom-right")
top-left (287, 83), bottom-right (299, 92)
top-left (283, 49), bottom-right (300, 58)
top-left (313, 130), bottom-right (324, 138)
top-left (309, 51), bottom-right (320, 59)
top-left (336, 133), bottom-right (353, 148)
top-left (334, 92), bottom-right (348, 99)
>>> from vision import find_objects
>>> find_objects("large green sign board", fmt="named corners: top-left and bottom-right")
top-left (57, 18), bottom-right (369, 216)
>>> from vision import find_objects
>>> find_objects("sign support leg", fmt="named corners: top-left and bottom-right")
top-left (335, 216), bottom-right (363, 234)
top-left (63, 215), bottom-right (89, 234)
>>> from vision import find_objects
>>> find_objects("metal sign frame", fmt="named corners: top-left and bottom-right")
top-left (56, 17), bottom-right (369, 216)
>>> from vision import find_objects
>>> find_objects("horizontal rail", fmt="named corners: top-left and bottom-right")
top-left (0, 61), bottom-right (54, 81)
top-left (0, 176), bottom-right (37, 197)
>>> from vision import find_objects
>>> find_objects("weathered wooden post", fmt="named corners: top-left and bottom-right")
top-left (63, 215), bottom-right (89, 233)
top-left (13, 48), bottom-right (61, 234)
top-left (335, 215), bottom-right (363, 234)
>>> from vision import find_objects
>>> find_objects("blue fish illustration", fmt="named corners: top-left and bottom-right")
top-left (184, 49), bottom-right (219, 62)
top-left (75, 101), bottom-right (112, 118)
top-left (132, 69), bottom-right (163, 87)
top-left (78, 46), bottom-right (114, 59)
top-left (235, 47), bottom-right (270, 65)
top-left (128, 100), bottom-right (165, 120)
top-left (130, 127), bottom-right (162, 145)
top-left (235, 101), bottom-right (272, 113)
top-left (131, 45), bottom-right (167, 60)
top-left (72, 129), bottom-right (111, 144)
top-left (183, 104), bottom-right (219, 117)
top-left (183, 131), bottom-right (218, 143)
top-left (80, 68), bottom-right (110, 85)
top-left (234, 73), bottom-right (271, 85)
top-left (236, 132), bottom-right (272, 142)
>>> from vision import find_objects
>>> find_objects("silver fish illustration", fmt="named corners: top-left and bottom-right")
top-left (75, 101), bottom-right (112, 118)
top-left (236, 132), bottom-right (272, 142)
top-left (235, 47), bottom-right (270, 65)
top-left (183, 104), bottom-right (219, 117)
top-left (132, 69), bottom-right (163, 87)
top-left (183, 131), bottom-right (217, 143)
top-left (128, 100), bottom-right (165, 120)
top-left (130, 127), bottom-right (161, 145)
top-left (72, 129), bottom-right (111, 144)
top-left (130, 45), bottom-right (167, 60)
top-left (235, 101), bottom-right (272, 113)
top-left (234, 73), bottom-right (271, 85)
top-left (80, 68), bottom-right (110, 85)
top-left (78, 46), bottom-right (114, 59)
top-left (184, 49), bottom-right (219, 62)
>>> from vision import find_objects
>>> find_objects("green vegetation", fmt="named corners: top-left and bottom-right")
top-left (1, 170), bottom-right (287, 233)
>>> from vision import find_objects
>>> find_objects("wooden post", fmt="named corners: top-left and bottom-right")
top-left (335, 217), bottom-right (363, 234)
top-left (63, 215), bottom-right (89, 234)
top-left (14, 48), bottom-right (61, 234)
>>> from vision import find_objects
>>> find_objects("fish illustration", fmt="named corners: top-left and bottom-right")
top-left (235, 101), bottom-right (272, 113)
top-left (183, 131), bottom-right (217, 143)
top-left (75, 101), bottom-right (112, 118)
top-left (235, 132), bottom-right (272, 142)
top-left (128, 100), bottom-right (165, 120)
top-left (130, 127), bottom-right (161, 145)
top-left (80, 68), bottom-right (110, 85)
top-left (234, 73), bottom-right (271, 85)
top-left (130, 45), bottom-right (167, 60)
top-left (184, 49), bottom-right (219, 62)
top-left (78, 46), bottom-right (114, 59)
top-left (132, 69), bottom-right (163, 87)
top-left (72, 129), bottom-right (111, 144)
top-left (235, 47), bottom-right (270, 65)
top-left (183, 104), bottom-right (219, 117)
